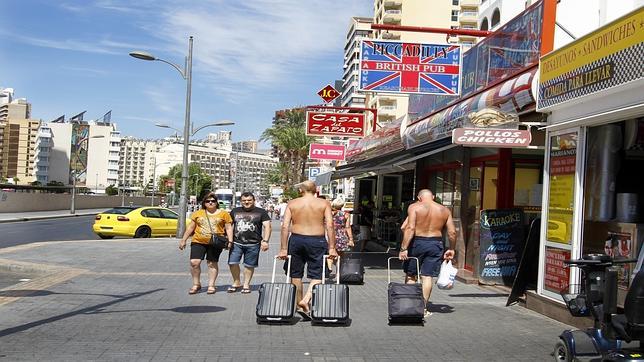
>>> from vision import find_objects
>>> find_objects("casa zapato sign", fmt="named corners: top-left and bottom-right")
top-left (452, 128), bottom-right (532, 148)
top-left (306, 111), bottom-right (366, 138)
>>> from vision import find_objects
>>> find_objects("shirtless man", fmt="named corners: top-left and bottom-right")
top-left (278, 181), bottom-right (337, 315)
top-left (399, 189), bottom-right (456, 316)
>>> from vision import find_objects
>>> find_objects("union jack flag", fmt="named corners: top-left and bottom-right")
top-left (359, 40), bottom-right (461, 96)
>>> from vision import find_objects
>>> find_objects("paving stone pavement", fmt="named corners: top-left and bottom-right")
top-left (0, 223), bottom-right (570, 361)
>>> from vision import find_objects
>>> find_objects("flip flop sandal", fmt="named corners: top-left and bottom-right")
top-left (207, 286), bottom-right (216, 294)
top-left (241, 288), bottom-right (252, 294)
top-left (188, 285), bottom-right (201, 295)
top-left (227, 286), bottom-right (241, 293)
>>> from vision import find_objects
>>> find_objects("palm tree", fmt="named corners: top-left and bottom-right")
top-left (260, 108), bottom-right (313, 189)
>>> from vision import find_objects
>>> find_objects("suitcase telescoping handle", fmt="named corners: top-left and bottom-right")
top-left (272, 255), bottom-right (291, 283)
top-left (321, 255), bottom-right (340, 285)
top-left (387, 256), bottom-right (420, 284)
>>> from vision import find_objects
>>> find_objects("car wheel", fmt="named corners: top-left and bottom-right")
top-left (553, 340), bottom-right (572, 362)
top-left (134, 226), bottom-right (151, 238)
top-left (97, 234), bottom-right (114, 239)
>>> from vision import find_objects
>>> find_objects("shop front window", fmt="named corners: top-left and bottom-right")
top-left (546, 132), bottom-right (577, 245)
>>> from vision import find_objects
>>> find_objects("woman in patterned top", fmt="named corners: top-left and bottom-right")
top-left (179, 192), bottom-right (233, 295)
top-left (326, 197), bottom-right (354, 277)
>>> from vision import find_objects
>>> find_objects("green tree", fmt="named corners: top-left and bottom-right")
top-left (159, 163), bottom-right (211, 199)
top-left (30, 180), bottom-right (42, 186)
top-left (105, 185), bottom-right (118, 196)
top-left (260, 108), bottom-right (313, 189)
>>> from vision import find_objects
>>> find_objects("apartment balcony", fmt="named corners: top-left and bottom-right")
top-left (459, 0), bottom-right (480, 8)
top-left (381, 31), bottom-right (401, 40)
top-left (459, 11), bottom-right (478, 24)
top-left (384, 1), bottom-right (402, 9)
top-left (379, 105), bottom-right (397, 116)
top-left (383, 10), bottom-right (402, 24)
top-left (377, 113), bottom-right (396, 123)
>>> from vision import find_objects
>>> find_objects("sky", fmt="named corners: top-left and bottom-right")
top-left (0, 0), bottom-right (372, 144)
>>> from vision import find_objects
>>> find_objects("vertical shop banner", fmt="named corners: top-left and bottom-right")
top-left (544, 247), bottom-right (571, 293)
top-left (69, 123), bottom-right (90, 186)
top-left (547, 132), bottom-right (577, 244)
top-left (479, 209), bottom-right (525, 286)
top-left (359, 40), bottom-right (461, 95)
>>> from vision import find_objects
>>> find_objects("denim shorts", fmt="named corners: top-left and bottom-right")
top-left (228, 243), bottom-right (261, 268)
top-left (403, 236), bottom-right (444, 277)
top-left (283, 233), bottom-right (328, 280)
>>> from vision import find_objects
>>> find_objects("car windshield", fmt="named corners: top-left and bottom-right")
top-left (103, 207), bottom-right (138, 215)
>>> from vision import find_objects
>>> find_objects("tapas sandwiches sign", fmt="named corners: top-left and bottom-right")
top-left (309, 144), bottom-right (346, 161)
top-left (452, 128), bottom-right (532, 148)
top-left (306, 111), bottom-right (366, 138)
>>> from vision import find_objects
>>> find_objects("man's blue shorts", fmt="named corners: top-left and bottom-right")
top-left (228, 243), bottom-right (261, 268)
top-left (284, 233), bottom-right (328, 280)
top-left (403, 236), bottom-right (444, 277)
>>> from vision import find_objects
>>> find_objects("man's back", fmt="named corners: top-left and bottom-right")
top-left (411, 201), bottom-right (450, 238)
top-left (288, 195), bottom-right (328, 236)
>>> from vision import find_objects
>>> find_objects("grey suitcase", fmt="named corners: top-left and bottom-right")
top-left (256, 256), bottom-right (296, 323)
top-left (311, 255), bottom-right (350, 325)
top-left (339, 255), bottom-right (364, 284)
top-left (387, 257), bottom-right (425, 324)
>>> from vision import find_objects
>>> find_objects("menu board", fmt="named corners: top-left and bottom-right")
top-left (547, 132), bottom-right (577, 244)
top-left (479, 209), bottom-right (525, 285)
top-left (544, 247), bottom-right (571, 293)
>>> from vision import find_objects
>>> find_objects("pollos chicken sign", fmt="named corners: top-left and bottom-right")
top-left (305, 111), bottom-right (366, 138)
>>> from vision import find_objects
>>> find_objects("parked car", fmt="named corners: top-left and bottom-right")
top-left (92, 206), bottom-right (179, 239)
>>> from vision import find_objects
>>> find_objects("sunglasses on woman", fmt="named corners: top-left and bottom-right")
top-left (205, 199), bottom-right (217, 204)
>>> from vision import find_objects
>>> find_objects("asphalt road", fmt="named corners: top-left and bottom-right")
top-left (0, 216), bottom-right (100, 248)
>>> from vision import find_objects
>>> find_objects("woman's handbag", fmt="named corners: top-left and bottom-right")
top-left (205, 212), bottom-right (228, 249)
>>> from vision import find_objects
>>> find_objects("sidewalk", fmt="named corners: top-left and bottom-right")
top-left (0, 208), bottom-right (107, 223)
top-left (0, 223), bottom-right (570, 361)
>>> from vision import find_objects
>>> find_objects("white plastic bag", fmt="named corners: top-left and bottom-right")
top-left (436, 260), bottom-right (457, 290)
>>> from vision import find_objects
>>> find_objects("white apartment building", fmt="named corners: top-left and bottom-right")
top-left (368, 0), bottom-right (461, 126)
top-left (341, 17), bottom-right (373, 108)
top-left (458, 0), bottom-right (482, 49)
top-left (120, 137), bottom-right (161, 192)
top-left (39, 121), bottom-right (121, 192)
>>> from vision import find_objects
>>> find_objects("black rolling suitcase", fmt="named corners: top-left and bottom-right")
top-left (256, 256), bottom-right (296, 324)
top-left (387, 257), bottom-right (425, 324)
top-left (339, 254), bottom-right (364, 284)
top-left (311, 255), bottom-right (350, 326)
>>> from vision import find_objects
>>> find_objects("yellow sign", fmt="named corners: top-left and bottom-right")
top-left (547, 174), bottom-right (574, 243)
top-left (540, 7), bottom-right (644, 83)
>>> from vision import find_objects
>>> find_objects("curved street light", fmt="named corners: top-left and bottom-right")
top-left (155, 120), bottom-right (235, 138)
top-left (130, 36), bottom-right (193, 238)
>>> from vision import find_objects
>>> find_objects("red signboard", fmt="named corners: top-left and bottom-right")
top-left (317, 84), bottom-right (340, 103)
top-left (452, 128), bottom-right (532, 148)
top-left (544, 247), bottom-right (571, 293)
top-left (309, 144), bottom-right (346, 161)
top-left (306, 112), bottom-right (366, 138)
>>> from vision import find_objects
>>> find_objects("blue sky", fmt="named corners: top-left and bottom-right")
top-left (0, 0), bottom-right (372, 143)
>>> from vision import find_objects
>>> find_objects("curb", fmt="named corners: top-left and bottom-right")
top-left (0, 212), bottom-right (99, 224)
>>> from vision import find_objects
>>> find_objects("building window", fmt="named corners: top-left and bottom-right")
top-left (451, 10), bottom-right (459, 21)
top-left (480, 17), bottom-right (489, 31)
top-left (452, 0), bottom-right (459, 5)
top-left (491, 8), bottom-right (501, 27)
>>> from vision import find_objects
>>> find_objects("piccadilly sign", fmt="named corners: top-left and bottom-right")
top-left (306, 111), bottom-right (366, 138)
top-left (452, 128), bottom-right (532, 148)
top-left (309, 144), bottom-right (346, 161)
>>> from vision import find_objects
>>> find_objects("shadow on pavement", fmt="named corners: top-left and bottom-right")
top-left (448, 293), bottom-right (510, 298)
top-left (0, 288), bottom-right (163, 338)
top-left (0, 289), bottom-right (129, 298)
top-left (90, 305), bottom-right (226, 314)
top-left (427, 303), bottom-right (455, 314)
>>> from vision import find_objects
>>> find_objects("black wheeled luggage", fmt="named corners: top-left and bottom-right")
top-left (387, 257), bottom-right (425, 324)
top-left (311, 255), bottom-right (350, 326)
top-left (339, 255), bottom-right (364, 284)
top-left (256, 256), bottom-right (296, 324)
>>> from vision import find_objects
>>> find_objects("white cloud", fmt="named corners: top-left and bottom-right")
top-left (150, 0), bottom-right (371, 101)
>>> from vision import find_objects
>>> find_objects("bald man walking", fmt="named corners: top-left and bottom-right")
top-left (278, 181), bottom-right (338, 315)
top-left (399, 189), bottom-right (456, 317)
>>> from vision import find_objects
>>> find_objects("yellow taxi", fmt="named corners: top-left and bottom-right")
top-left (92, 206), bottom-right (179, 239)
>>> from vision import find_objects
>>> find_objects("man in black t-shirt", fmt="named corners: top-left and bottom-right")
top-left (227, 192), bottom-right (272, 294)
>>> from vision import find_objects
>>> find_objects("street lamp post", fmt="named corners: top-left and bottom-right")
top-left (70, 135), bottom-right (104, 214)
top-left (130, 36), bottom-right (193, 238)
top-left (150, 159), bottom-right (172, 206)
